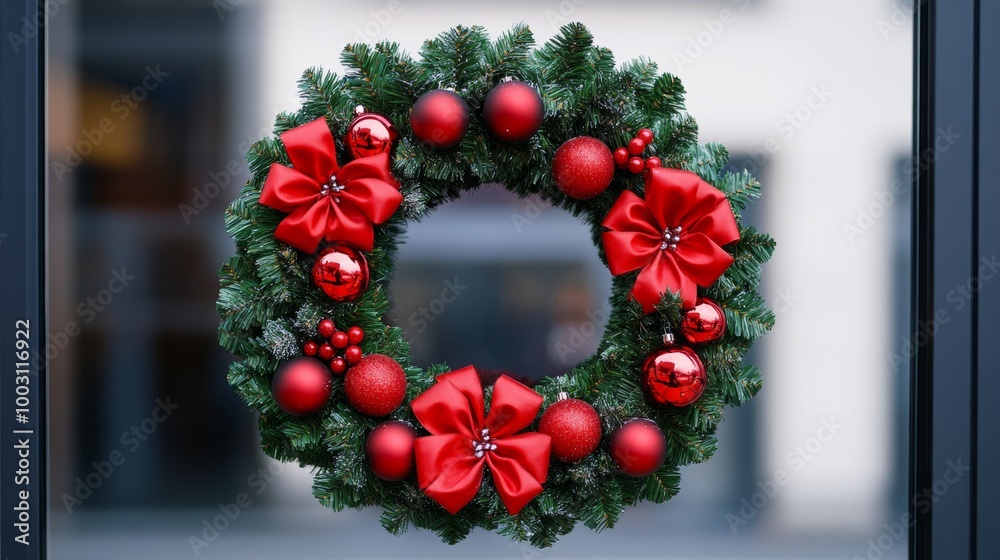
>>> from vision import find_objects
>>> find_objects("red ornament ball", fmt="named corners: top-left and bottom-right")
top-left (318, 342), bottom-right (335, 361)
top-left (610, 419), bottom-right (667, 477)
top-left (330, 357), bottom-right (347, 375)
top-left (538, 395), bottom-right (602, 462)
top-left (271, 357), bottom-right (333, 417)
top-left (636, 128), bottom-right (655, 145)
top-left (344, 108), bottom-right (399, 159)
top-left (552, 136), bottom-right (615, 200)
top-left (680, 298), bottom-right (727, 344)
top-left (312, 244), bottom-right (369, 302)
top-left (613, 147), bottom-right (629, 168)
top-left (347, 325), bottom-right (365, 345)
top-left (345, 345), bottom-right (363, 364)
top-left (483, 80), bottom-right (544, 143)
top-left (303, 340), bottom-right (318, 357)
top-left (366, 420), bottom-right (416, 481)
top-left (641, 339), bottom-right (707, 407)
top-left (627, 156), bottom-right (645, 174)
top-left (411, 89), bottom-right (469, 150)
top-left (645, 157), bottom-right (662, 170)
top-left (331, 331), bottom-right (350, 349)
top-left (344, 354), bottom-right (407, 417)
top-left (317, 319), bottom-right (336, 339)
top-left (628, 137), bottom-right (646, 155)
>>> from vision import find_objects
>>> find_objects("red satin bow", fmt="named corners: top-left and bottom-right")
top-left (259, 118), bottom-right (402, 253)
top-left (602, 167), bottom-right (740, 312)
top-left (411, 367), bottom-right (551, 516)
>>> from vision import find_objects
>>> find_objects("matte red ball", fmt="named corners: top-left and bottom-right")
top-left (636, 128), bottom-right (655, 145)
top-left (347, 325), bottom-right (365, 345)
top-left (344, 354), bottom-right (407, 417)
top-left (345, 345), bottom-right (363, 364)
top-left (317, 319), bottom-right (336, 339)
top-left (331, 331), bottom-right (349, 349)
top-left (613, 147), bottom-right (629, 168)
top-left (303, 341), bottom-right (318, 357)
top-left (366, 420), bottom-right (416, 481)
top-left (312, 244), bottom-right (369, 302)
top-left (627, 156), bottom-right (645, 174)
top-left (610, 419), bottom-right (667, 477)
top-left (645, 157), bottom-right (662, 170)
top-left (642, 343), bottom-right (707, 406)
top-left (483, 80), bottom-right (544, 143)
top-left (318, 342), bottom-right (335, 361)
top-left (538, 397), bottom-right (602, 462)
top-left (552, 136), bottom-right (615, 200)
top-left (680, 298), bottom-right (727, 344)
top-left (271, 357), bottom-right (333, 417)
top-left (411, 89), bottom-right (470, 150)
top-left (628, 137), bottom-right (646, 155)
top-left (330, 357), bottom-right (347, 375)
top-left (344, 110), bottom-right (399, 159)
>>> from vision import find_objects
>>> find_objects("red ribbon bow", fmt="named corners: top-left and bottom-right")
top-left (411, 367), bottom-right (551, 516)
top-left (259, 118), bottom-right (402, 253)
top-left (601, 167), bottom-right (740, 312)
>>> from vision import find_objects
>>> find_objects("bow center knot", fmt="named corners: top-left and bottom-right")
top-left (661, 226), bottom-right (683, 252)
top-left (472, 427), bottom-right (497, 458)
top-left (320, 174), bottom-right (345, 202)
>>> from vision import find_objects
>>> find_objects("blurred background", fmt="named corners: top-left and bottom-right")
top-left (46, 0), bottom-right (913, 558)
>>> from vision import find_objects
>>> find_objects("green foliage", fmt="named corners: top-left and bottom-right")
top-left (218, 23), bottom-right (774, 547)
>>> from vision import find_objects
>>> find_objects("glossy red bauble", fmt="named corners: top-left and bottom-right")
top-left (613, 147), bottom-right (629, 168)
top-left (482, 80), bottom-right (544, 143)
top-left (344, 354), bottom-right (407, 417)
top-left (645, 157), bottom-right (662, 170)
top-left (345, 345), bottom-right (363, 364)
top-left (347, 325), bottom-right (365, 345)
top-left (318, 342), bottom-right (335, 361)
top-left (344, 108), bottom-right (399, 159)
top-left (628, 137), bottom-right (646, 155)
top-left (636, 128), bottom-right (655, 145)
top-left (552, 136), bottom-right (615, 200)
top-left (366, 420), bottom-right (417, 481)
top-left (303, 341), bottom-right (318, 356)
top-left (317, 319), bottom-right (336, 339)
top-left (538, 395), bottom-right (602, 462)
top-left (411, 89), bottom-right (470, 150)
top-left (331, 331), bottom-right (350, 349)
top-left (609, 419), bottom-right (667, 477)
top-left (312, 244), bottom-right (369, 302)
top-left (641, 340), bottom-right (707, 406)
top-left (330, 357), bottom-right (347, 375)
top-left (627, 156), bottom-right (645, 174)
top-left (271, 357), bottom-right (333, 417)
top-left (680, 298), bottom-right (727, 344)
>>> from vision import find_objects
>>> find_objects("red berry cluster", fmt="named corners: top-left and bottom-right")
top-left (303, 319), bottom-right (365, 375)
top-left (612, 128), bottom-right (661, 174)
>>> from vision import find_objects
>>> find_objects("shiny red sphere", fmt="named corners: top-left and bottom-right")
top-left (303, 341), bottom-right (318, 356)
top-left (271, 357), bottom-right (333, 417)
top-left (538, 397), bottom-right (602, 462)
top-left (642, 343), bottom-right (707, 406)
top-left (483, 80), bottom-right (544, 143)
top-left (344, 354), bottom-right (407, 417)
top-left (613, 147), bottom-right (629, 168)
top-left (680, 298), bottom-right (727, 344)
top-left (345, 345), bottom-right (363, 364)
top-left (645, 157), bottom-right (662, 170)
top-left (330, 357), bottom-right (347, 375)
top-left (610, 419), bottom-right (667, 477)
top-left (411, 89), bottom-right (470, 150)
top-left (344, 111), bottom-right (399, 159)
top-left (312, 244), bottom-right (369, 302)
top-left (318, 342), bottom-right (335, 361)
top-left (366, 420), bottom-right (416, 481)
top-left (552, 136), bottom-right (615, 200)
top-left (331, 331), bottom-right (349, 349)
top-left (347, 325), bottom-right (365, 345)
top-left (317, 319), bottom-right (336, 338)
top-left (636, 128), bottom-right (655, 145)
top-left (627, 156), bottom-right (645, 174)
top-left (628, 137), bottom-right (646, 155)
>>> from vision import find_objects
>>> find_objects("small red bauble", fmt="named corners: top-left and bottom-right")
top-left (312, 244), bottom-right (369, 302)
top-left (347, 325), bottom-right (365, 345)
top-left (680, 298), bottom-right (727, 344)
top-left (610, 418), bottom-right (667, 477)
top-left (318, 342), bottom-right (335, 361)
top-left (411, 89), bottom-right (470, 150)
top-left (317, 319), bottom-right (336, 339)
top-left (538, 393), bottom-right (602, 462)
top-left (366, 420), bottom-right (417, 481)
top-left (303, 341), bottom-right (318, 356)
top-left (331, 331), bottom-right (350, 349)
top-left (344, 106), bottom-right (399, 159)
top-left (613, 147), bottom-right (629, 168)
top-left (482, 80), bottom-right (544, 143)
top-left (636, 128), bottom-right (655, 145)
top-left (271, 357), bottom-right (333, 417)
top-left (330, 357), bottom-right (348, 375)
top-left (627, 156), bottom-right (645, 174)
top-left (344, 354), bottom-right (407, 417)
top-left (628, 137), bottom-right (646, 155)
top-left (641, 335), bottom-right (707, 406)
top-left (552, 136), bottom-right (615, 200)
top-left (645, 157), bottom-right (662, 170)
top-left (345, 345), bottom-right (363, 364)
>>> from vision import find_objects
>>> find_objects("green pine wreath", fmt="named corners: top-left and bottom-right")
top-left (218, 23), bottom-right (774, 547)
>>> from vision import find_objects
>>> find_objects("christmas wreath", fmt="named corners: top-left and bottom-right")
top-left (218, 23), bottom-right (774, 547)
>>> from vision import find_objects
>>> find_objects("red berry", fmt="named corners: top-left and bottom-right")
top-left (331, 331), bottom-right (350, 349)
top-left (628, 137), bottom-right (646, 155)
top-left (645, 157), bottom-right (662, 170)
top-left (636, 128), bottom-right (654, 145)
top-left (348, 326), bottom-right (365, 345)
top-left (627, 156), bottom-right (645, 174)
top-left (318, 319), bottom-right (336, 338)
top-left (318, 343), bottom-right (335, 361)
top-left (303, 341), bottom-right (318, 356)
top-left (330, 357), bottom-right (348, 375)
top-left (612, 147), bottom-right (629, 168)
top-left (345, 345), bottom-right (363, 364)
